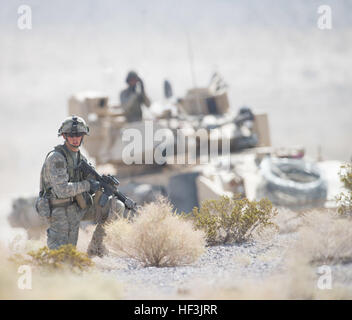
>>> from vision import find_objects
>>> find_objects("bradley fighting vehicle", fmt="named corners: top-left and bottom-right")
top-left (67, 73), bottom-right (274, 213)
top-left (8, 74), bottom-right (331, 239)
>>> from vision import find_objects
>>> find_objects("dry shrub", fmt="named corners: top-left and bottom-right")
top-left (294, 210), bottom-right (352, 265)
top-left (189, 196), bottom-right (278, 245)
top-left (0, 245), bottom-right (122, 299)
top-left (337, 192), bottom-right (352, 216)
top-left (339, 162), bottom-right (352, 190)
top-left (105, 198), bottom-right (205, 267)
top-left (10, 244), bottom-right (94, 274)
top-left (337, 162), bottom-right (352, 216)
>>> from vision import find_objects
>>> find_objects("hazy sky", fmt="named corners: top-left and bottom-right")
top-left (1, 0), bottom-right (351, 31)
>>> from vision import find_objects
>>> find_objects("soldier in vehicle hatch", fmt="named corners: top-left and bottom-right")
top-left (120, 71), bottom-right (151, 122)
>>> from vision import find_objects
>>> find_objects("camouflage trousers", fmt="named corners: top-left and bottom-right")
top-left (47, 192), bottom-right (124, 257)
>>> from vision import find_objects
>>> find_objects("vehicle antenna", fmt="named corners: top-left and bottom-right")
top-left (186, 32), bottom-right (202, 113)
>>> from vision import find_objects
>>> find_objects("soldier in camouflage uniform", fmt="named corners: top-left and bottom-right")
top-left (120, 71), bottom-right (151, 122)
top-left (40, 115), bottom-right (125, 257)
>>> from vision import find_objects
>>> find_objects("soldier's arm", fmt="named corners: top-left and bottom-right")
top-left (45, 152), bottom-right (90, 199)
top-left (142, 92), bottom-right (151, 107)
top-left (137, 78), bottom-right (151, 107)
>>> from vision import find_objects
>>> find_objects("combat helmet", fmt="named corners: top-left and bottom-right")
top-left (126, 70), bottom-right (139, 84)
top-left (58, 115), bottom-right (89, 137)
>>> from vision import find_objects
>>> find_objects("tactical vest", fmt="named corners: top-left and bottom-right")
top-left (54, 144), bottom-right (84, 183)
top-left (40, 144), bottom-right (86, 198)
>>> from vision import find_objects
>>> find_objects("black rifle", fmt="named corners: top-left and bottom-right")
top-left (78, 159), bottom-right (137, 212)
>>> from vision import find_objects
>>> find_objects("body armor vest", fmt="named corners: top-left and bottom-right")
top-left (40, 144), bottom-right (87, 197)
top-left (40, 144), bottom-right (92, 209)
top-left (54, 144), bottom-right (84, 183)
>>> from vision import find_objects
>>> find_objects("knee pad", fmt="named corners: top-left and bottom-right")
top-left (109, 198), bottom-right (125, 218)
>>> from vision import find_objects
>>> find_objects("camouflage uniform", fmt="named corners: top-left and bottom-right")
top-left (41, 116), bottom-right (125, 257)
top-left (120, 71), bottom-right (151, 122)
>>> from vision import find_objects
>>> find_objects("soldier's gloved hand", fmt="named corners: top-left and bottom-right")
top-left (138, 78), bottom-right (144, 92)
top-left (125, 197), bottom-right (135, 210)
top-left (88, 179), bottom-right (100, 193)
top-left (135, 81), bottom-right (143, 95)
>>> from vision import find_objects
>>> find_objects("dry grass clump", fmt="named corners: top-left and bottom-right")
top-left (10, 244), bottom-right (94, 274)
top-left (105, 198), bottom-right (205, 267)
top-left (294, 210), bottom-right (352, 265)
top-left (0, 244), bottom-right (122, 299)
top-left (189, 196), bottom-right (278, 245)
top-left (7, 227), bottom-right (96, 274)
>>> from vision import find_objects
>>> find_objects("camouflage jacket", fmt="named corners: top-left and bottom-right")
top-left (120, 87), bottom-right (151, 122)
top-left (40, 144), bottom-right (90, 199)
